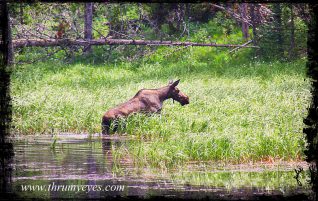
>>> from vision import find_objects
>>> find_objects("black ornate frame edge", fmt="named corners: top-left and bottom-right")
top-left (0, 1), bottom-right (317, 201)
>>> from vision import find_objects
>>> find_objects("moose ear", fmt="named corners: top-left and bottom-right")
top-left (170, 79), bottom-right (180, 88)
top-left (168, 80), bottom-right (174, 85)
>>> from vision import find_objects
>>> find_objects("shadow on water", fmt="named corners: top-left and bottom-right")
top-left (6, 134), bottom-right (313, 200)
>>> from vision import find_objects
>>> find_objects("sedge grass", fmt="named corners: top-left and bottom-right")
top-left (11, 56), bottom-right (311, 167)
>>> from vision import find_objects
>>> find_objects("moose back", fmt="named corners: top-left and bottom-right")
top-left (102, 80), bottom-right (189, 135)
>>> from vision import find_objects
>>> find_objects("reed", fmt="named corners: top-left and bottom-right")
top-left (11, 54), bottom-right (311, 167)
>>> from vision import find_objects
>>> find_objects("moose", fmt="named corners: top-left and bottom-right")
top-left (102, 79), bottom-right (189, 135)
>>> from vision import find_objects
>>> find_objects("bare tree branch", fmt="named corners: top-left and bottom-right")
top-left (229, 40), bottom-right (253, 53)
top-left (211, 3), bottom-right (252, 26)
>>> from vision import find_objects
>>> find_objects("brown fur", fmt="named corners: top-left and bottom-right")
top-left (102, 80), bottom-right (189, 135)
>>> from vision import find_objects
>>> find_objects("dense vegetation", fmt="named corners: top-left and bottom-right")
top-left (11, 3), bottom-right (308, 62)
top-left (11, 52), bottom-right (311, 168)
top-left (10, 3), bottom-right (311, 167)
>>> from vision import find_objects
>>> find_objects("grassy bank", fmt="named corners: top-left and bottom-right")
top-left (11, 56), bottom-right (311, 167)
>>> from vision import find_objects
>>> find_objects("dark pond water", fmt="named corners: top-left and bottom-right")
top-left (6, 134), bottom-right (312, 200)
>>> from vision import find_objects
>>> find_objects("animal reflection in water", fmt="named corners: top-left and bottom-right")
top-left (102, 80), bottom-right (189, 135)
top-left (101, 138), bottom-right (122, 166)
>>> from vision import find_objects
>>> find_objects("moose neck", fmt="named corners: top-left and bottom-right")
top-left (157, 86), bottom-right (171, 102)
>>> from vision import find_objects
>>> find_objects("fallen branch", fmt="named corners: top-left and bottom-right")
top-left (229, 40), bottom-right (254, 53)
top-left (211, 4), bottom-right (252, 26)
top-left (11, 38), bottom-right (260, 49)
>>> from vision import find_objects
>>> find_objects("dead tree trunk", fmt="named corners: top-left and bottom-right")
top-left (11, 38), bottom-right (260, 49)
top-left (289, 4), bottom-right (295, 59)
top-left (19, 4), bottom-right (24, 24)
top-left (84, 3), bottom-right (93, 53)
top-left (240, 3), bottom-right (249, 39)
top-left (250, 4), bottom-right (257, 45)
top-left (273, 3), bottom-right (284, 58)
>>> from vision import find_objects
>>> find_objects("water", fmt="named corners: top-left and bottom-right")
top-left (7, 134), bottom-right (312, 200)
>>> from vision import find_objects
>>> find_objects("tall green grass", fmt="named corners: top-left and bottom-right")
top-left (11, 20), bottom-right (311, 167)
top-left (11, 54), bottom-right (311, 167)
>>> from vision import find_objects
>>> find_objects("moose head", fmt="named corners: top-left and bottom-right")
top-left (168, 79), bottom-right (189, 106)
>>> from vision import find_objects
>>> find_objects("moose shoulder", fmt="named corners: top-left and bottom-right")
top-left (102, 80), bottom-right (189, 135)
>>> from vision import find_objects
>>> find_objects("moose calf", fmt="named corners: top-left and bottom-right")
top-left (102, 79), bottom-right (189, 135)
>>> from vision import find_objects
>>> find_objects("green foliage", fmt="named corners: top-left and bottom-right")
top-left (257, 4), bottom-right (307, 61)
top-left (11, 3), bottom-right (310, 168)
top-left (123, 4), bottom-right (140, 20)
top-left (11, 57), bottom-right (311, 167)
top-left (11, 3), bottom-right (308, 63)
top-left (93, 17), bottom-right (109, 38)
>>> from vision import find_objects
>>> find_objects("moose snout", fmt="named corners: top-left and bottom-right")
top-left (181, 97), bottom-right (189, 106)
